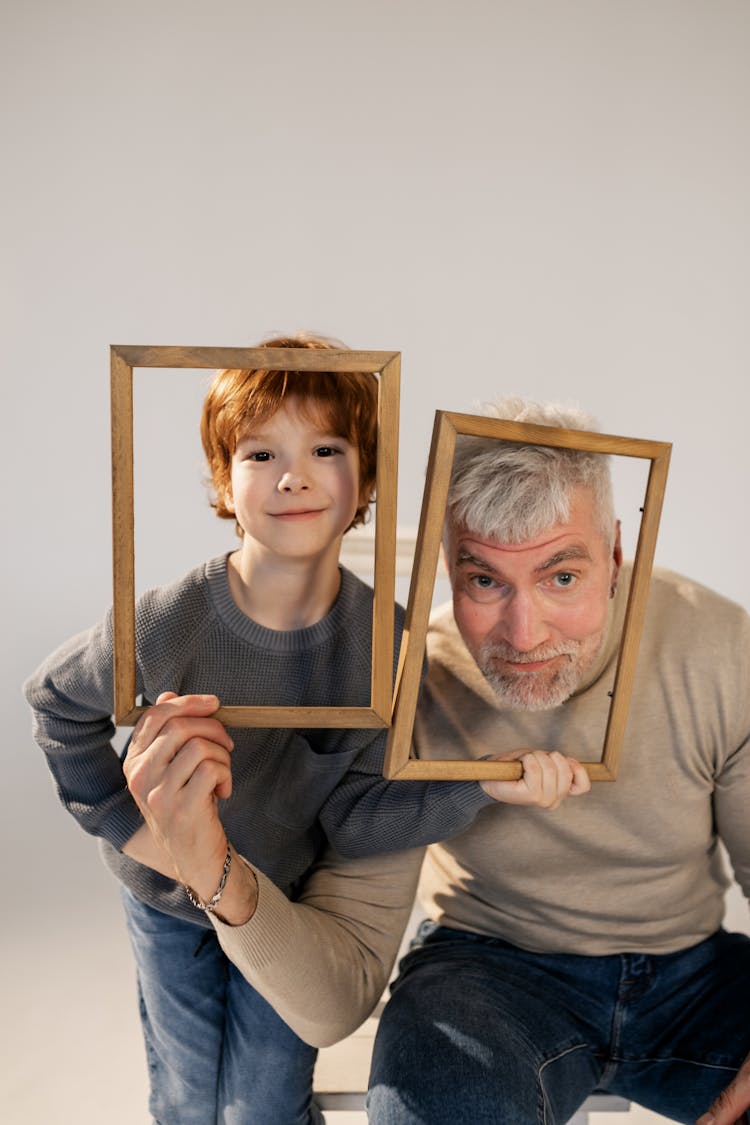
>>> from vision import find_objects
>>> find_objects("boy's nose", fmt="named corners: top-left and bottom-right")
top-left (277, 471), bottom-right (309, 493)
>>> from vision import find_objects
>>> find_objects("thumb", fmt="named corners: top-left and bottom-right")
top-left (696, 1070), bottom-right (750, 1125)
top-left (155, 691), bottom-right (221, 713)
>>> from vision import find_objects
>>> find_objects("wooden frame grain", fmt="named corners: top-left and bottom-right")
top-left (383, 412), bottom-right (671, 782)
top-left (110, 345), bottom-right (400, 727)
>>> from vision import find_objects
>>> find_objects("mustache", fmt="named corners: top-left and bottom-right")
top-left (479, 641), bottom-right (580, 664)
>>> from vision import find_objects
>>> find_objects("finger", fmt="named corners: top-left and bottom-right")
top-left (696, 1067), bottom-right (750, 1125)
top-left (132, 717), bottom-right (234, 778)
top-left (567, 757), bottom-right (592, 796)
top-left (513, 750), bottom-right (541, 801)
top-left (125, 720), bottom-right (234, 802)
top-left (130, 694), bottom-right (223, 758)
top-left (479, 751), bottom-right (547, 804)
top-left (479, 750), bottom-right (574, 805)
top-left (150, 758), bottom-right (233, 821)
top-left (156, 737), bottom-right (233, 802)
top-left (492, 746), bottom-right (564, 794)
top-left (520, 750), bottom-right (571, 809)
top-left (548, 751), bottom-right (571, 805)
top-left (493, 747), bottom-right (534, 763)
top-left (185, 757), bottom-right (234, 804)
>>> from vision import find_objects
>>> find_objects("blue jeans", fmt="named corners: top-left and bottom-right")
top-left (121, 887), bottom-right (323, 1125)
top-left (367, 922), bottom-right (750, 1124)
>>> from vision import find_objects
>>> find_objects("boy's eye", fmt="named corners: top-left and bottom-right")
top-left (247, 450), bottom-right (273, 462)
top-left (314, 446), bottom-right (340, 458)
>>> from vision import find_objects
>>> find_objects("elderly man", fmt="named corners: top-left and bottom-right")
top-left (367, 398), bottom-right (750, 1123)
top-left (125, 397), bottom-right (750, 1124)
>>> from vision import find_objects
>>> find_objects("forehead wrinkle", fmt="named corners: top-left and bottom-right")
top-left (455, 550), bottom-right (496, 573)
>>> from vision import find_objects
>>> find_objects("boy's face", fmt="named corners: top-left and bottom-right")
top-left (224, 397), bottom-right (365, 562)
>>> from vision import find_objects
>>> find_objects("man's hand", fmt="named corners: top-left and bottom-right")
top-left (123, 692), bottom-right (241, 908)
top-left (479, 749), bottom-right (591, 808)
top-left (696, 1053), bottom-right (750, 1124)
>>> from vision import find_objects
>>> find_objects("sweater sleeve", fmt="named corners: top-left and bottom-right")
top-left (318, 743), bottom-right (495, 858)
top-left (22, 612), bottom-right (144, 849)
top-left (210, 845), bottom-right (424, 1046)
top-left (712, 612), bottom-right (750, 905)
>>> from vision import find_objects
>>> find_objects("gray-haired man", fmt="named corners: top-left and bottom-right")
top-left (368, 397), bottom-right (750, 1124)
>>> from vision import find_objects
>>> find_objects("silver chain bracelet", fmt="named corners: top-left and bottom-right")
top-left (184, 843), bottom-right (232, 914)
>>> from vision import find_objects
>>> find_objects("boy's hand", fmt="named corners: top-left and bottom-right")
top-left (479, 749), bottom-right (591, 808)
top-left (123, 692), bottom-right (235, 895)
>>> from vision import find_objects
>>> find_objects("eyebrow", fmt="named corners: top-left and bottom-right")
top-left (455, 545), bottom-right (592, 576)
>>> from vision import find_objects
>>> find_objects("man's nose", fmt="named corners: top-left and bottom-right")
top-left (497, 592), bottom-right (549, 652)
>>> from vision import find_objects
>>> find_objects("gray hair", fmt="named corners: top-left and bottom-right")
top-left (448, 396), bottom-right (615, 546)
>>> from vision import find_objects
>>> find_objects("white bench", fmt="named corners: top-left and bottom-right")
top-left (316, 1091), bottom-right (629, 1122)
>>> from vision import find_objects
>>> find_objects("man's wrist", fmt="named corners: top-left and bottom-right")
top-left (184, 842), bottom-right (232, 914)
top-left (175, 834), bottom-right (232, 902)
top-left (208, 849), bottom-right (259, 927)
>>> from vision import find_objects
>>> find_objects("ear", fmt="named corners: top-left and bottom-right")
top-left (359, 478), bottom-right (375, 511)
top-left (219, 482), bottom-right (235, 515)
top-left (611, 519), bottom-right (623, 584)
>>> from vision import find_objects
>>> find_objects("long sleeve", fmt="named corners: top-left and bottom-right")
top-left (210, 845), bottom-right (425, 1046)
top-left (712, 610), bottom-right (750, 904)
top-left (23, 612), bottom-right (144, 849)
top-left (319, 752), bottom-right (495, 857)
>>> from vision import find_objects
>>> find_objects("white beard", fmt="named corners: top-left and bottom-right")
top-left (477, 633), bottom-right (604, 711)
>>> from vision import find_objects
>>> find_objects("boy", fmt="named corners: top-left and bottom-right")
top-left (25, 336), bottom-right (589, 1125)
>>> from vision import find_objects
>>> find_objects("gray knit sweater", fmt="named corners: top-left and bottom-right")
top-left (25, 554), bottom-right (491, 926)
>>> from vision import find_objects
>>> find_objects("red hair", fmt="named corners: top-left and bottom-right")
top-left (201, 335), bottom-right (378, 532)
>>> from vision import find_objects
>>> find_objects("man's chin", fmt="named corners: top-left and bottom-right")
top-left (481, 670), bottom-right (577, 711)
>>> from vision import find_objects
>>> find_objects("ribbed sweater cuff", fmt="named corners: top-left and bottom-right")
top-left (209, 857), bottom-right (296, 971)
top-left (98, 795), bottom-right (145, 851)
top-left (448, 780), bottom-right (498, 814)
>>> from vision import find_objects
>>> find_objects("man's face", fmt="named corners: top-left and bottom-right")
top-left (446, 487), bottom-right (622, 711)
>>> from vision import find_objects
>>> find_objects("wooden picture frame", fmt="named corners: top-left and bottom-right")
top-left (383, 411), bottom-right (671, 782)
top-left (110, 344), bottom-right (401, 728)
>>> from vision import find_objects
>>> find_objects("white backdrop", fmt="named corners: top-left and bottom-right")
top-left (3, 2), bottom-right (749, 1121)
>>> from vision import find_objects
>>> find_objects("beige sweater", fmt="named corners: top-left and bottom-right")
top-left (213, 565), bottom-right (750, 1043)
top-left (212, 846), bottom-right (424, 1046)
top-left (418, 565), bottom-right (750, 954)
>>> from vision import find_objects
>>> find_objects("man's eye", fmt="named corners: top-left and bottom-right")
top-left (471, 574), bottom-right (496, 589)
top-left (553, 572), bottom-right (575, 587)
